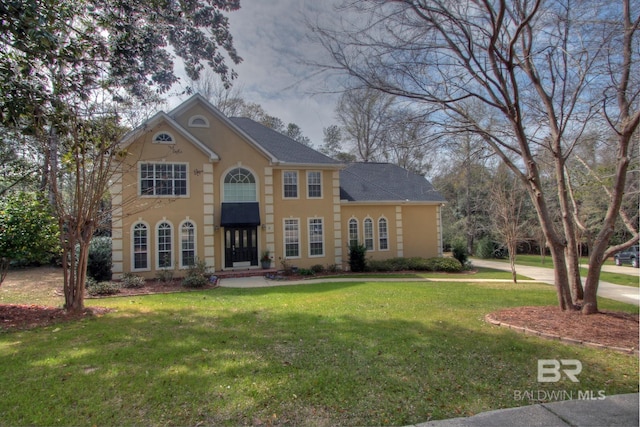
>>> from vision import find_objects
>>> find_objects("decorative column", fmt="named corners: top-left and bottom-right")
top-left (332, 170), bottom-right (343, 268)
top-left (111, 171), bottom-right (124, 280)
top-left (202, 163), bottom-right (215, 270)
top-left (395, 206), bottom-right (404, 257)
top-left (263, 167), bottom-right (275, 264)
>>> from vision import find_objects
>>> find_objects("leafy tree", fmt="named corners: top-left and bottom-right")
top-left (314, 0), bottom-right (639, 313)
top-left (0, 0), bottom-right (242, 313)
top-left (0, 192), bottom-right (59, 285)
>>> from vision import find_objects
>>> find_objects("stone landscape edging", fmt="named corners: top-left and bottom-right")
top-left (484, 313), bottom-right (639, 356)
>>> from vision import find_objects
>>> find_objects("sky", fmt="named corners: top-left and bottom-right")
top-left (172, 0), bottom-right (343, 148)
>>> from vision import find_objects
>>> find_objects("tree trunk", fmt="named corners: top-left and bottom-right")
top-left (548, 244), bottom-right (576, 310)
top-left (508, 240), bottom-right (517, 284)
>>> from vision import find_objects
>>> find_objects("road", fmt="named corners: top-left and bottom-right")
top-left (472, 258), bottom-right (640, 306)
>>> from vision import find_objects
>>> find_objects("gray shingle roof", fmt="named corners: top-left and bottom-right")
top-left (340, 163), bottom-right (446, 202)
top-left (229, 117), bottom-right (339, 165)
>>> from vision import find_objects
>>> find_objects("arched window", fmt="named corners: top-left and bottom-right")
top-left (378, 217), bottom-right (389, 251)
top-left (224, 167), bottom-right (257, 202)
top-left (157, 221), bottom-right (173, 269)
top-left (132, 222), bottom-right (149, 270)
top-left (348, 218), bottom-right (359, 247)
top-left (153, 132), bottom-right (174, 144)
top-left (188, 115), bottom-right (210, 128)
top-left (180, 220), bottom-right (196, 268)
top-left (364, 218), bottom-right (374, 251)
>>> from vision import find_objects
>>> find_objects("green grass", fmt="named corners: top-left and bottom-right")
top-left (487, 255), bottom-right (640, 288)
top-left (0, 281), bottom-right (637, 426)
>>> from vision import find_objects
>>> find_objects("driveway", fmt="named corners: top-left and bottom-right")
top-left (472, 259), bottom-right (640, 306)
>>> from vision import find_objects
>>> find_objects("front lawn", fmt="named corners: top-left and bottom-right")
top-left (0, 281), bottom-right (637, 426)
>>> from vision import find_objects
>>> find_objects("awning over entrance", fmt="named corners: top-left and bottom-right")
top-left (220, 202), bottom-right (261, 227)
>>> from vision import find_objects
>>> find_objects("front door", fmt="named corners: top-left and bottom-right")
top-left (224, 227), bottom-right (258, 268)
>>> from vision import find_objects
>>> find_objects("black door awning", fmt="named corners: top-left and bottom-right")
top-left (220, 202), bottom-right (261, 227)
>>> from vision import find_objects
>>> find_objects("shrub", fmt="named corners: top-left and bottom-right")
top-left (425, 257), bottom-right (463, 272)
top-left (87, 236), bottom-right (112, 281)
top-left (155, 268), bottom-right (174, 283)
top-left (366, 259), bottom-right (394, 272)
top-left (181, 258), bottom-right (210, 288)
top-left (348, 243), bottom-right (367, 272)
top-left (298, 268), bottom-right (315, 276)
top-left (406, 257), bottom-right (431, 271)
top-left (325, 264), bottom-right (340, 273)
top-left (86, 279), bottom-right (121, 296)
top-left (310, 264), bottom-right (325, 274)
top-left (451, 240), bottom-right (468, 265)
top-left (121, 272), bottom-right (145, 288)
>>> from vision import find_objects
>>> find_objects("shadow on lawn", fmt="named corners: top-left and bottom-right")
top-left (1, 299), bottom-right (637, 427)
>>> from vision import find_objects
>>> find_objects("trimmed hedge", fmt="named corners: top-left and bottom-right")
top-left (366, 256), bottom-right (462, 273)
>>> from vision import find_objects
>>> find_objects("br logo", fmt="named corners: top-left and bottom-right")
top-left (537, 359), bottom-right (582, 383)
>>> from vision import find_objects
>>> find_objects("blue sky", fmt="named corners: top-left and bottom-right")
top-left (174, 0), bottom-right (342, 147)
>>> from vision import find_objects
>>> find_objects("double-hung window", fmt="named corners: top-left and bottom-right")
top-left (180, 221), bottom-right (196, 267)
top-left (157, 222), bottom-right (173, 269)
top-left (364, 218), bottom-right (374, 251)
top-left (132, 222), bottom-right (149, 270)
top-left (378, 218), bottom-right (389, 250)
top-left (307, 171), bottom-right (322, 198)
top-left (283, 171), bottom-right (298, 198)
top-left (348, 218), bottom-right (359, 247)
top-left (308, 218), bottom-right (324, 256)
top-left (140, 163), bottom-right (188, 196)
top-left (284, 219), bottom-right (300, 257)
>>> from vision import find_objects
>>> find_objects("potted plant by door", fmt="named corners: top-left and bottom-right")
top-left (260, 250), bottom-right (272, 269)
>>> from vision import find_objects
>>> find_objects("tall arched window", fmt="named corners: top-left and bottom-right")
top-left (224, 167), bottom-right (256, 202)
top-left (364, 218), bottom-right (374, 251)
top-left (378, 217), bottom-right (389, 251)
top-left (157, 221), bottom-right (173, 269)
top-left (132, 222), bottom-right (149, 270)
top-left (180, 220), bottom-right (196, 268)
top-left (348, 218), bottom-right (359, 247)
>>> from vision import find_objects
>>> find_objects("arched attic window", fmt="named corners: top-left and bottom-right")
top-left (153, 132), bottom-right (174, 144)
top-left (188, 115), bottom-right (210, 128)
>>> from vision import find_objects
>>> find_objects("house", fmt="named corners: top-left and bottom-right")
top-left (110, 94), bottom-right (446, 279)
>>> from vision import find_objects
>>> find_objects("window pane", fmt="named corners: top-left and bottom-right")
top-left (139, 163), bottom-right (188, 196)
top-left (133, 223), bottom-right (148, 269)
top-left (284, 171), bottom-right (298, 198)
top-left (158, 222), bottom-right (172, 268)
top-left (379, 218), bottom-right (388, 250)
top-left (364, 219), bottom-right (374, 251)
top-left (284, 219), bottom-right (299, 257)
top-left (309, 218), bottom-right (324, 256)
top-left (181, 222), bottom-right (195, 267)
top-left (307, 171), bottom-right (321, 198)
top-left (348, 219), bottom-right (359, 247)
top-left (224, 168), bottom-right (257, 202)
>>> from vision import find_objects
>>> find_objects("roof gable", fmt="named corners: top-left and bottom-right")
top-left (340, 163), bottom-right (446, 203)
top-left (119, 111), bottom-right (220, 161)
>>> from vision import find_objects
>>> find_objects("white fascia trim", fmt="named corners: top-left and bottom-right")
top-left (119, 111), bottom-right (220, 161)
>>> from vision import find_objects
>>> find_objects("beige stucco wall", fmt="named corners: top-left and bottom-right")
top-left (112, 99), bottom-right (443, 279)
top-left (340, 203), bottom-right (442, 266)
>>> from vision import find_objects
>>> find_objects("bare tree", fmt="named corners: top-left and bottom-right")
top-left (489, 165), bottom-right (532, 283)
top-left (312, 0), bottom-right (639, 313)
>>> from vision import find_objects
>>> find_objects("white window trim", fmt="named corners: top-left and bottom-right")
top-left (179, 219), bottom-right (197, 269)
top-left (156, 220), bottom-right (174, 270)
top-left (306, 170), bottom-right (323, 199)
top-left (138, 162), bottom-right (190, 198)
top-left (308, 217), bottom-right (325, 258)
top-left (152, 131), bottom-right (175, 144)
top-left (188, 115), bottom-right (210, 128)
top-left (221, 165), bottom-right (259, 202)
top-left (378, 216), bottom-right (390, 251)
top-left (364, 217), bottom-right (375, 251)
top-left (282, 170), bottom-right (299, 199)
top-left (283, 218), bottom-right (301, 259)
top-left (131, 221), bottom-right (151, 272)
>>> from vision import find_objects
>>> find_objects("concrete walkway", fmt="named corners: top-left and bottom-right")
top-left (472, 259), bottom-right (640, 306)
top-left (413, 392), bottom-right (639, 427)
